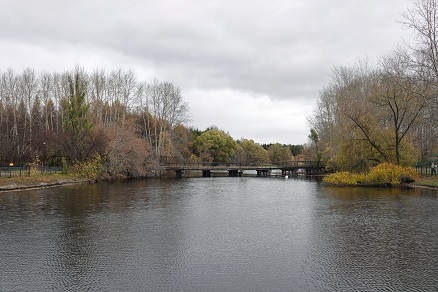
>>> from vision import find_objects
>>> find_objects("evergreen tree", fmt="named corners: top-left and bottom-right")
top-left (63, 72), bottom-right (92, 135)
top-left (61, 71), bottom-right (94, 162)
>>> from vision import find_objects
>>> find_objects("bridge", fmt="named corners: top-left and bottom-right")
top-left (161, 161), bottom-right (327, 178)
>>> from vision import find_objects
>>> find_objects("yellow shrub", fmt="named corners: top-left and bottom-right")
top-left (323, 171), bottom-right (358, 185)
top-left (324, 163), bottom-right (418, 187)
top-left (363, 163), bottom-right (418, 186)
top-left (71, 154), bottom-right (105, 181)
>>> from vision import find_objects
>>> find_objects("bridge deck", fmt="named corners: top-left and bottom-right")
top-left (162, 161), bottom-right (326, 177)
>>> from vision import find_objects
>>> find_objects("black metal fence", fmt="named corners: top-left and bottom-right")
top-left (0, 166), bottom-right (62, 177)
top-left (416, 165), bottom-right (436, 176)
top-left (0, 167), bottom-right (30, 177)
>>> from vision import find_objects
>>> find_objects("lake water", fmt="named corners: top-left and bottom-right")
top-left (0, 177), bottom-right (437, 291)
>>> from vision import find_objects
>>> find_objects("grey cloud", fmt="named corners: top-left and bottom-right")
top-left (2, 0), bottom-right (412, 102)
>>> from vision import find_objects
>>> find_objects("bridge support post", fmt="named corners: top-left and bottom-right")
top-left (175, 169), bottom-right (183, 178)
top-left (228, 169), bottom-right (239, 177)
top-left (256, 170), bottom-right (270, 177)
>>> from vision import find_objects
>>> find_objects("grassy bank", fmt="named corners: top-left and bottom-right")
top-left (0, 174), bottom-right (88, 191)
top-left (414, 175), bottom-right (438, 188)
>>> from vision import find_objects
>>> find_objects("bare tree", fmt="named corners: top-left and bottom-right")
top-left (399, 0), bottom-right (438, 160)
top-left (119, 69), bottom-right (137, 124)
top-left (39, 71), bottom-right (52, 130)
top-left (51, 72), bottom-right (70, 133)
top-left (400, 0), bottom-right (438, 84)
top-left (89, 69), bottom-right (107, 125)
top-left (2, 69), bottom-right (20, 161)
top-left (331, 63), bottom-right (392, 169)
top-left (376, 54), bottom-right (430, 164)
top-left (107, 69), bottom-right (126, 127)
top-left (137, 79), bottom-right (190, 161)
top-left (19, 68), bottom-right (38, 150)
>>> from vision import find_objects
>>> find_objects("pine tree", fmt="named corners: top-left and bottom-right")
top-left (63, 72), bottom-right (92, 135)
top-left (62, 71), bottom-right (93, 161)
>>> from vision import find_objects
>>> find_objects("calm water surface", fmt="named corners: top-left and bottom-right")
top-left (0, 177), bottom-right (437, 291)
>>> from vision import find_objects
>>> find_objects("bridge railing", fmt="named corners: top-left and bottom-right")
top-left (272, 161), bottom-right (326, 168)
top-left (161, 160), bottom-right (326, 169)
top-left (162, 162), bottom-right (243, 169)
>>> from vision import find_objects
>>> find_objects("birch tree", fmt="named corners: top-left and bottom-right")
top-left (39, 71), bottom-right (52, 131)
top-left (19, 68), bottom-right (38, 149)
top-left (2, 69), bottom-right (20, 160)
top-left (89, 69), bottom-right (107, 125)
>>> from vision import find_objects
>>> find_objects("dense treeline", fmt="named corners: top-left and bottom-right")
top-left (0, 67), bottom-right (304, 178)
top-left (0, 66), bottom-right (193, 177)
top-left (308, 0), bottom-right (438, 173)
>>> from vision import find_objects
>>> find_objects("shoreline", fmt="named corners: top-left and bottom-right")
top-left (0, 176), bottom-right (89, 192)
top-left (1, 174), bottom-right (438, 192)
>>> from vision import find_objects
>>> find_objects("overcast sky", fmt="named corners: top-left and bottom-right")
top-left (1, 0), bottom-right (414, 145)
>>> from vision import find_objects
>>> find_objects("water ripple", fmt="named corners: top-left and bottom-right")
top-left (0, 178), bottom-right (437, 291)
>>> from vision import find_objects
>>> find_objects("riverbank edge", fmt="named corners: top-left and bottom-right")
top-left (0, 173), bottom-right (164, 192)
top-left (0, 176), bottom-right (89, 192)
top-left (1, 174), bottom-right (438, 192)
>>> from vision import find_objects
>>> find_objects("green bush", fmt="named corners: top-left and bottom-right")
top-left (323, 163), bottom-right (418, 187)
